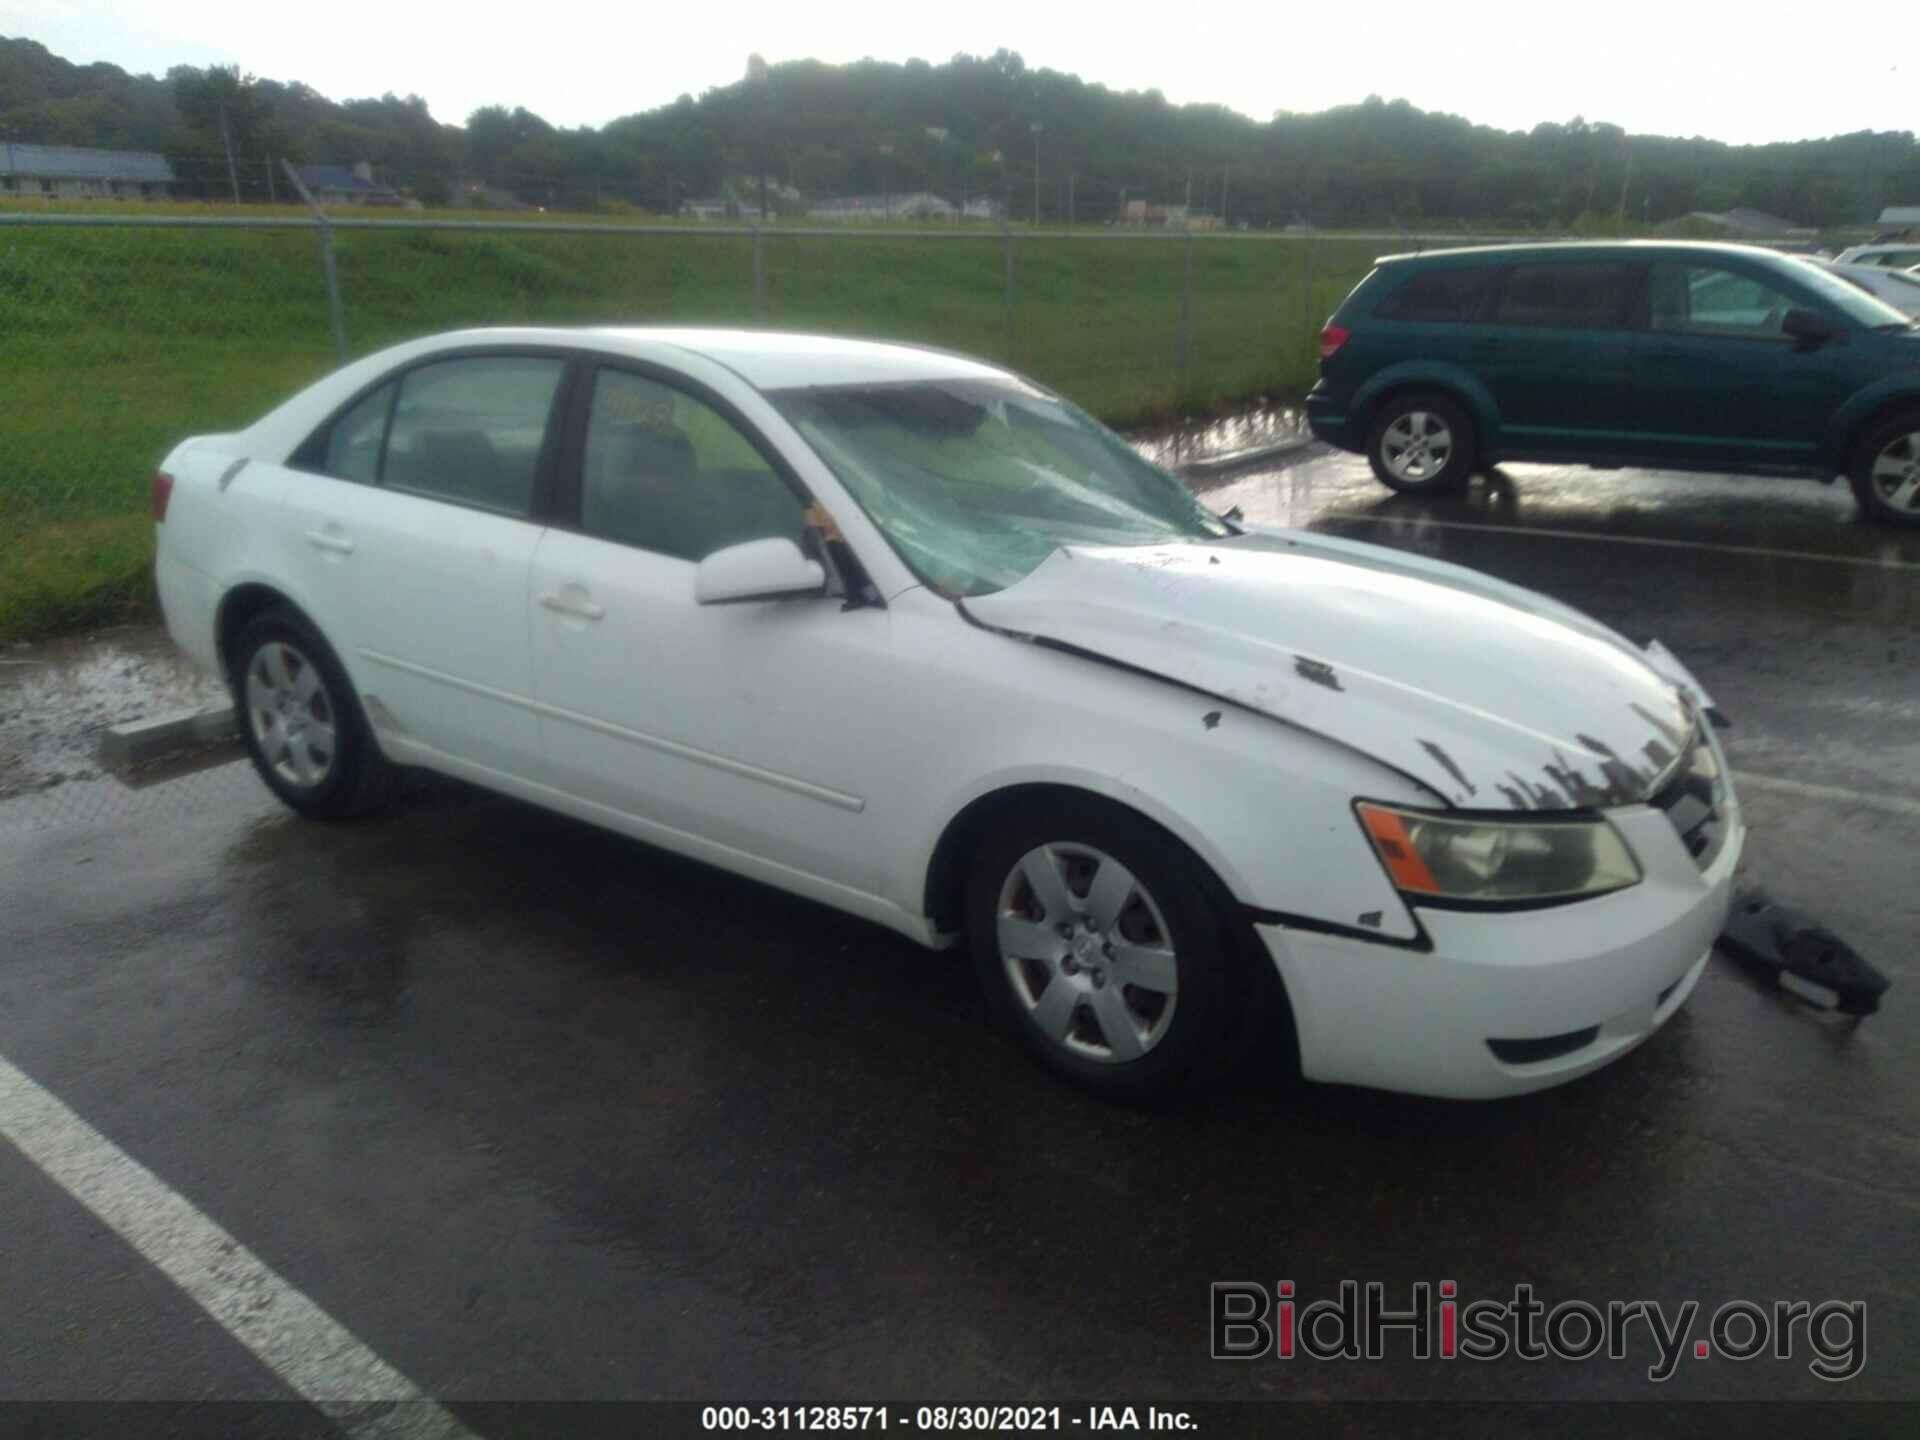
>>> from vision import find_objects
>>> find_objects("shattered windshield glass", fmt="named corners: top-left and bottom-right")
top-left (770, 378), bottom-right (1230, 596)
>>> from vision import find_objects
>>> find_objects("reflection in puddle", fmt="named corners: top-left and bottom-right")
top-left (0, 628), bottom-right (226, 800)
top-left (1128, 403), bottom-right (1307, 471)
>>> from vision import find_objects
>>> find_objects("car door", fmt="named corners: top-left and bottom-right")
top-left (528, 362), bottom-right (895, 895)
top-left (1631, 260), bottom-right (1852, 471)
top-left (1473, 260), bottom-right (1639, 456)
top-left (276, 351), bottom-right (569, 777)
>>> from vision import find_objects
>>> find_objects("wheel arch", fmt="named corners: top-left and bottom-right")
top-left (922, 779), bottom-right (1243, 936)
top-left (1351, 365), bottom-right (1500, 456)
top-left (216, 582), bottom-right (307, 678)
top-left (1837, 390), bottom-right (1920, 476)
top-left (927, 779), bottom-right (1300, 1078)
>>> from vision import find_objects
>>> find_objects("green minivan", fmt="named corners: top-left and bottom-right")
top-left (1304, 241), bottom-right (1920, 525)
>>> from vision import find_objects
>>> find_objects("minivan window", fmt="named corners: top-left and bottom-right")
top-left (1650, 264), bottom-right (1801, 336)
top-left (1492, 263), bottom-right (1633, 329)
top-left (1373, 267), bottom-right (1492, 323)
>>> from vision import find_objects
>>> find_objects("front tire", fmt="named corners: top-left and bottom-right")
top-left (231, 607), bottom-right (394, 819)
top-left (1365, 391), bottom-right (1477, 493)
top-left (1848, 412), bottom-right (1920, 527)
top-left (965, 797), bottom-right (1260, 1101)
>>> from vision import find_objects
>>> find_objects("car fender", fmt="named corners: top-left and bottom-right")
top-left (882, 606), bottom-right (1433, 943)
top-left (1349, 361), bottom-right (1503, 453)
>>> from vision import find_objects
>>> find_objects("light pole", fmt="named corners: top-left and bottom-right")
top-left (1030, 122), bottom-right (1043, 227)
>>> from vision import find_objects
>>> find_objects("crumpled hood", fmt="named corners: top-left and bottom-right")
top-left (962, 529), bottom-right (1695, 810)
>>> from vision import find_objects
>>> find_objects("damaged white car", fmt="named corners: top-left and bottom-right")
top-left (152, 328), bottom-right (1743, 1100)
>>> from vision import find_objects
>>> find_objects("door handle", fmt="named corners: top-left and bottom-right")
top-left (303, 528), bottom-right (356, 556)
top-left (1645, 346), bottom-right (1686, 360)
top-left (539, 590), bottom-right (605, 621)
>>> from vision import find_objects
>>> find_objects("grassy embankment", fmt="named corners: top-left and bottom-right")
top-left (1, 202), bottom-right (1381, 640)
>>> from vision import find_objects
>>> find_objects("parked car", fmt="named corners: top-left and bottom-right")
top-left (1831, 243), bottom-right (1920, 268)
top-left (1306, 241), bottom-right (1920, 525)
top-left (1810, 257), bottom-right (1920, 317)
top-left (154, 327), bottom-right (1741, 1101)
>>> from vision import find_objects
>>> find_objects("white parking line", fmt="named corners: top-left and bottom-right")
top-left (0, 1053), bottom-right (478, 1440)
top-left (1319, 513), bottom-right (1920, 571)
top-left (1734, 770), bottom-right (1920, 820)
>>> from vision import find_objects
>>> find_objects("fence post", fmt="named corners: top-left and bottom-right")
top-left (282, 159), bottom-right (348, 366)
top-left (1177, 229), bottom-right (1193, 389)
top-left (1003, 227), bottom-right (1016, 363)
top-left (1301, 220), bottom-right (1315, 366)
top-left (751, 224), bottom-right (765, 321)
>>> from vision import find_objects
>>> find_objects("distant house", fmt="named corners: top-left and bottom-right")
top-left (0, 143), bottom-right (174, 200)
top-left (1872, 206), bottom-right (1920, 241)
top-left (296, 161), bottom-right (403, 207)
top-left (1684, 207), bottom-right (1812, 238)
top-left (809, 192), bottom-right (957, 221)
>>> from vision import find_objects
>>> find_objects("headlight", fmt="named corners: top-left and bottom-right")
top-left (1356, 803), bottom-right (1642, 905)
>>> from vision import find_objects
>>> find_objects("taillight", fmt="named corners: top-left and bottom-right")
top-left (151, 470), bottom-right (175, 523)
top-left (1318, 324), bottom-right (1351, 361)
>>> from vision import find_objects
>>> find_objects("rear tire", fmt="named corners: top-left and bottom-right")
top-left (231, 607), bottom-right (395, 819)
top-left (964, 796), bottom-right (1269, 1101)
top-left (1848, 411), bottom-right (1920, 527)
top-left (1365, 391), bottom-right (1477, 494)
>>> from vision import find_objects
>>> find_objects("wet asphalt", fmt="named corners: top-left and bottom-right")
top-left (0, 447), bottom-right (1915, 1431)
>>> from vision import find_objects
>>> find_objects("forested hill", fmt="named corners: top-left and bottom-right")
top-left (3, 34), bottom-right (1915, 227)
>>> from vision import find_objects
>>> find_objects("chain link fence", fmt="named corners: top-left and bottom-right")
top-left (0, 209), bottom-right (1426, 640)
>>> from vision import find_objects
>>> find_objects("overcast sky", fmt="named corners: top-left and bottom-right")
top-left (2, 0), bottom-right (1908, 144)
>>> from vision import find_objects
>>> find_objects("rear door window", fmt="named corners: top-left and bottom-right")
top-left (1492, 263), bottom-right (1634, 329)
top-left (1373, 267), bottom-right (1493, 322)
top-left (321, 383), bottom-right (394, 484)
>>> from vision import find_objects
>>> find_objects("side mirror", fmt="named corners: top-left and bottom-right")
top-left (1781, 308), bottom-right (1838, 347)
top-left (694, 537), bottom-right (827, 605)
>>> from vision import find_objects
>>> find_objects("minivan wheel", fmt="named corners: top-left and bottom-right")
top-left (1849, 413), bottom-right (1920, 527)
top-left (231, 607), bottom-right (395, 819)
top-left (1365, 392), bottom-right (1476, 493)
top-left (964, 797), bottom-right (1263, 1101)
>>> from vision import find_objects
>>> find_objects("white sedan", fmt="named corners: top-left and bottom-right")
top-left (152, 328), bottom-right (1743, 1101)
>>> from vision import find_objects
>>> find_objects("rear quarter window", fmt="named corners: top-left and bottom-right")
top-left (1371, 267), bottom-right (1494, 322)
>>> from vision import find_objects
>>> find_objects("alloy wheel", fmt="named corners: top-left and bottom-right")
top-left (244, 640), bottom-right (337, 789)
top-left (1381, 411), bottom-right (1454, 483)
top-left (1868, 431), bottom-right (1920, 513)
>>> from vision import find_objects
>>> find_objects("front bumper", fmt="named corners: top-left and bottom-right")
top-left (1255, 784), bottom-right (1744, 1100)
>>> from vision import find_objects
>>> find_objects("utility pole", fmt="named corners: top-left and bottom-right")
top-left (1068, 172), bottom-right (1075, 228)
top-left (1185, 166), bottom-right (1192, 214)
top-left (1222, 163), bottom-right (1230, 227)
top-left (264, 152), bottom-right (276, 204)
top-left (218, 101), bottom-right (240, 204)
top-left (1031, 123), bottom-right (1043, 226)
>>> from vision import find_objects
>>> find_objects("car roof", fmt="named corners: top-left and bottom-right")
top-left (1369, 239), bottom-right (1814, 269)
top-left (561, 325), bottom-right (1013, 390)
top-left (236, 326), bottom-right (1019, 460)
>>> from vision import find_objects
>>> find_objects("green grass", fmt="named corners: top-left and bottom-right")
top-left (0, 219), bottom-right (1382, 641)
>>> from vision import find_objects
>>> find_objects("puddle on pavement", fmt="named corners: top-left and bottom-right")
top-left (1128, 403), bottom-right (1307, 471)
top-left (0, 626), bottom-right (228, 802)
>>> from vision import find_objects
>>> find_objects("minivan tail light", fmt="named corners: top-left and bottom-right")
top-left (1318, 324), bottom-right (1351, 361)
top-left (151, 470), bottom-right (175, 523)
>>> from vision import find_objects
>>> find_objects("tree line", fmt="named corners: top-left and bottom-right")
top-left (2, 35), bottom-right (1915, 228)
